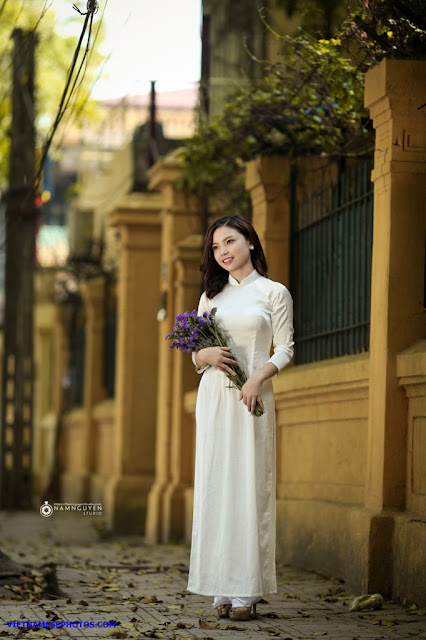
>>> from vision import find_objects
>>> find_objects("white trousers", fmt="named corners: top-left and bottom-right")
top-left (212, 596), bottom-right (261, 608)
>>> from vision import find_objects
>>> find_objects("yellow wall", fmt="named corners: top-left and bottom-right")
top-left (274, 354), bottom-right (370, 582)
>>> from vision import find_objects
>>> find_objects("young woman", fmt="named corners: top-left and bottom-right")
top-left (187, 215), bottom-right (294, 620)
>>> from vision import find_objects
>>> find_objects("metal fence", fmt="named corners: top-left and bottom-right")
top-left (291, 157), bottom-right (374, 364)
top-left (104, 297), bottom-right (117, 399)
top-left (68, 300), bottom-right (86, 407)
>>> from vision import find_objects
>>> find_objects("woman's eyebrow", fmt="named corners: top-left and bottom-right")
top-left (212, 235), bottom-right (235, 244)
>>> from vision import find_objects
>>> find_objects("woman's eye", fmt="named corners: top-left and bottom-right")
top-left (212, 246), bottom-right (217, 251)
top-left (227, 239), bottom-right (234, 244)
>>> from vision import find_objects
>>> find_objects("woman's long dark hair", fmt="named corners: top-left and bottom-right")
top-left (201, 216), bottom-right (268, 299)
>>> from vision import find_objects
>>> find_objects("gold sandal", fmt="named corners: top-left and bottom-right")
top-left (229, 603), bottom-right (257, 620)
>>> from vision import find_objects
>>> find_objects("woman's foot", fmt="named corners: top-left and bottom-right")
top-left (229, 603), bottom-right (256, 620)
top-left (216, 604), bottom-right (232, 618)
top-left (229, 597), bottom-right (260, 620)
top-left (212, 596), bottom-right (232, 618)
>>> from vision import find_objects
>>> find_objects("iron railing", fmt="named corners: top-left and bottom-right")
top-left (104, 301), bottom-right (116, 399)
top-left (69, 313), bottom-right (85, 407)
top-left (291, 157), bottom-right (374, 364)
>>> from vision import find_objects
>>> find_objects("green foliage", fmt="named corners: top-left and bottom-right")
top-left (177, 32), bottom-right (371, 214)
top-left (0, 0), bottom-right (105, 187)
top-left (345, 0), bottom-right (426, 62)
top-left (178, 1), bottom-right (426, 211)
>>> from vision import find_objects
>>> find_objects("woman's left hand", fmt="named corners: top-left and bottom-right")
top-left (239, 372), bottom-right (265, 415)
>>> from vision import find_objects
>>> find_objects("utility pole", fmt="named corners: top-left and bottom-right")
top-left (0, 29), bottom-right (37, 508)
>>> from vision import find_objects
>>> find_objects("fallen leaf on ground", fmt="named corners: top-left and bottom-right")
top-left (199, 619), bottom-right (219, 630)
top-left (107, 631), bottom-right (127, 638)
top-left (141, 596), bottom-right (158, 604)
top-left (263, 626), bottom-right (282, 636)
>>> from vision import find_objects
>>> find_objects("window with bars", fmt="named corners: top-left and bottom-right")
top-left (290, 156), bottom-right (374, 365)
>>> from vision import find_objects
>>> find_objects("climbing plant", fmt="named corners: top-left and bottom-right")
top-left (345, 0), bottom-right (426, 62)
top-left (177, 1), bottom-right (426, 216)
top-left (177, 31), bottom-right (370, 216)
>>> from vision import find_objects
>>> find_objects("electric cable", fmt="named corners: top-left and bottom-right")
top-left (34, 1), bottom-right (100, 191)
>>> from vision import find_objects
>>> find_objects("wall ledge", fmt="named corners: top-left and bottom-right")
top-left (274, 352), bottom-right (370, 398)
top-left (93, 398), bottom-right (115, 421)
top-left (397, 339), bottom-right (426, 380)
top-left (63, 407), bottom-right (85, 427)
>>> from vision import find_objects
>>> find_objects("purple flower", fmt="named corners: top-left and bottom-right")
top-left (164, 307), bottom-right (263, 416)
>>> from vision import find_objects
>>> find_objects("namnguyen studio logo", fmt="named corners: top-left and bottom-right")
top-left (39, 501), bottom-right (102, 517)
top-left (40, 501), bottom-right (53, 517)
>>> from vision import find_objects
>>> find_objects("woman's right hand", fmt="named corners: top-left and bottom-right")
top-left (195, 347), bottom-right (239, 375)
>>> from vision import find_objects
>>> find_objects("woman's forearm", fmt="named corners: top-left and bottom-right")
top-left (251, 362), bottom-right (279, 384)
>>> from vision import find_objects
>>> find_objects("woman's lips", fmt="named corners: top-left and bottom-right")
top-left (222, 257), bottom-right (233, 265)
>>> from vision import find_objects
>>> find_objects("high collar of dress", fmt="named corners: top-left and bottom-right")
top-left (228, 269), bottom-right (261, 287)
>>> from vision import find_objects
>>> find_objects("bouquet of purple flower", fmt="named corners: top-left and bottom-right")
top-left (165, 308), bottom-right (264, 417)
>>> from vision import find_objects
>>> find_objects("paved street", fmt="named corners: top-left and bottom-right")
top-left (0, 512), bottom-right (425, 640)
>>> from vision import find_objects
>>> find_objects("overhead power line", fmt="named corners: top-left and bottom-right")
top-left (34, 0), bottom-right (101, 190)
top-left (55, 0), bottom-right (110, 146)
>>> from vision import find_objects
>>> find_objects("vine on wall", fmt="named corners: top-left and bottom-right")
top-left (176, 1), bottom-right (426, 216)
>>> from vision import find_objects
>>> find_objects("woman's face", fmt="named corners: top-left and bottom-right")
top-left (211, 225), bottom-right (253, 278)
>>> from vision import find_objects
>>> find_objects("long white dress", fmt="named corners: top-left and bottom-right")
top-left (187, 269), bottom-right (294, 597)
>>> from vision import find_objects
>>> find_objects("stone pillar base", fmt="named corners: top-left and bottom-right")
top-left (145, 481), bottom-right (167, 544)
top-left (350, 508), bottom-right (394, 596)
top-left (90, 473), bottom-right (109, 505)
top-left (393, 512), bottom-right (426, 606)
top-left (162, 482), bottom-right (190, 543)
top-left (60, 472), bottom-right (90, 503)
top-left (104, 474), bottom-right (154, 534)
top-left (183, 487), bottom-right (194, 545)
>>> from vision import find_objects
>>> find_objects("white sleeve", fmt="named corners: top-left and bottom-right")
top-left (266, 285), bottom-right (294, 373)
top-left (191, 291), bottom-right (211, 374)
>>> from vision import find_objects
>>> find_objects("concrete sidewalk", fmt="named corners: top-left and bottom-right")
top-left (0, 512), bottom-right (424, 640)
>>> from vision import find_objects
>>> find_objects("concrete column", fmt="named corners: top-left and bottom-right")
top-left (145, 155), bottom-right (201, 543)
top-left (60, 278), bottom-right (107, 501)
top-left (52, 304), bottom-right (71, 418)
top-left (81, 279), bottom-right (106, 482)
top-left (362, 59), bottom-right (426, 592)
top-left (104, 193), bottom-right (163, 533)
top-left (33, 270), bottom-right (56, 494)
top-left (245, 155), bottom-right (291, 285)
top-left (162, 235), bottom-right (203, 541)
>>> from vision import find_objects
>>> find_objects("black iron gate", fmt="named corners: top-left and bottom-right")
top-left (291, 157), bottom-right (374, 365)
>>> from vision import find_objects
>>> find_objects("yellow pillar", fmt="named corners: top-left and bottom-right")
top-left (62, 279), bottom-right (106, 501)
top-left (362, 59), bottom-right (426, 591)
top-left (33, 270), bottom-right (57, 494)
top-left (52, 304), bottom-right (71, 418)
top-left (162, 235), bottom-right (203, 541)
top-left (245, 155), bottom-right (291, 285)
top-left (104, 193), bottom-right (163, 532)
top-left (145, 154), bottom-right (201, 543)
top-left (82, 278), bottom-right (106, 481)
